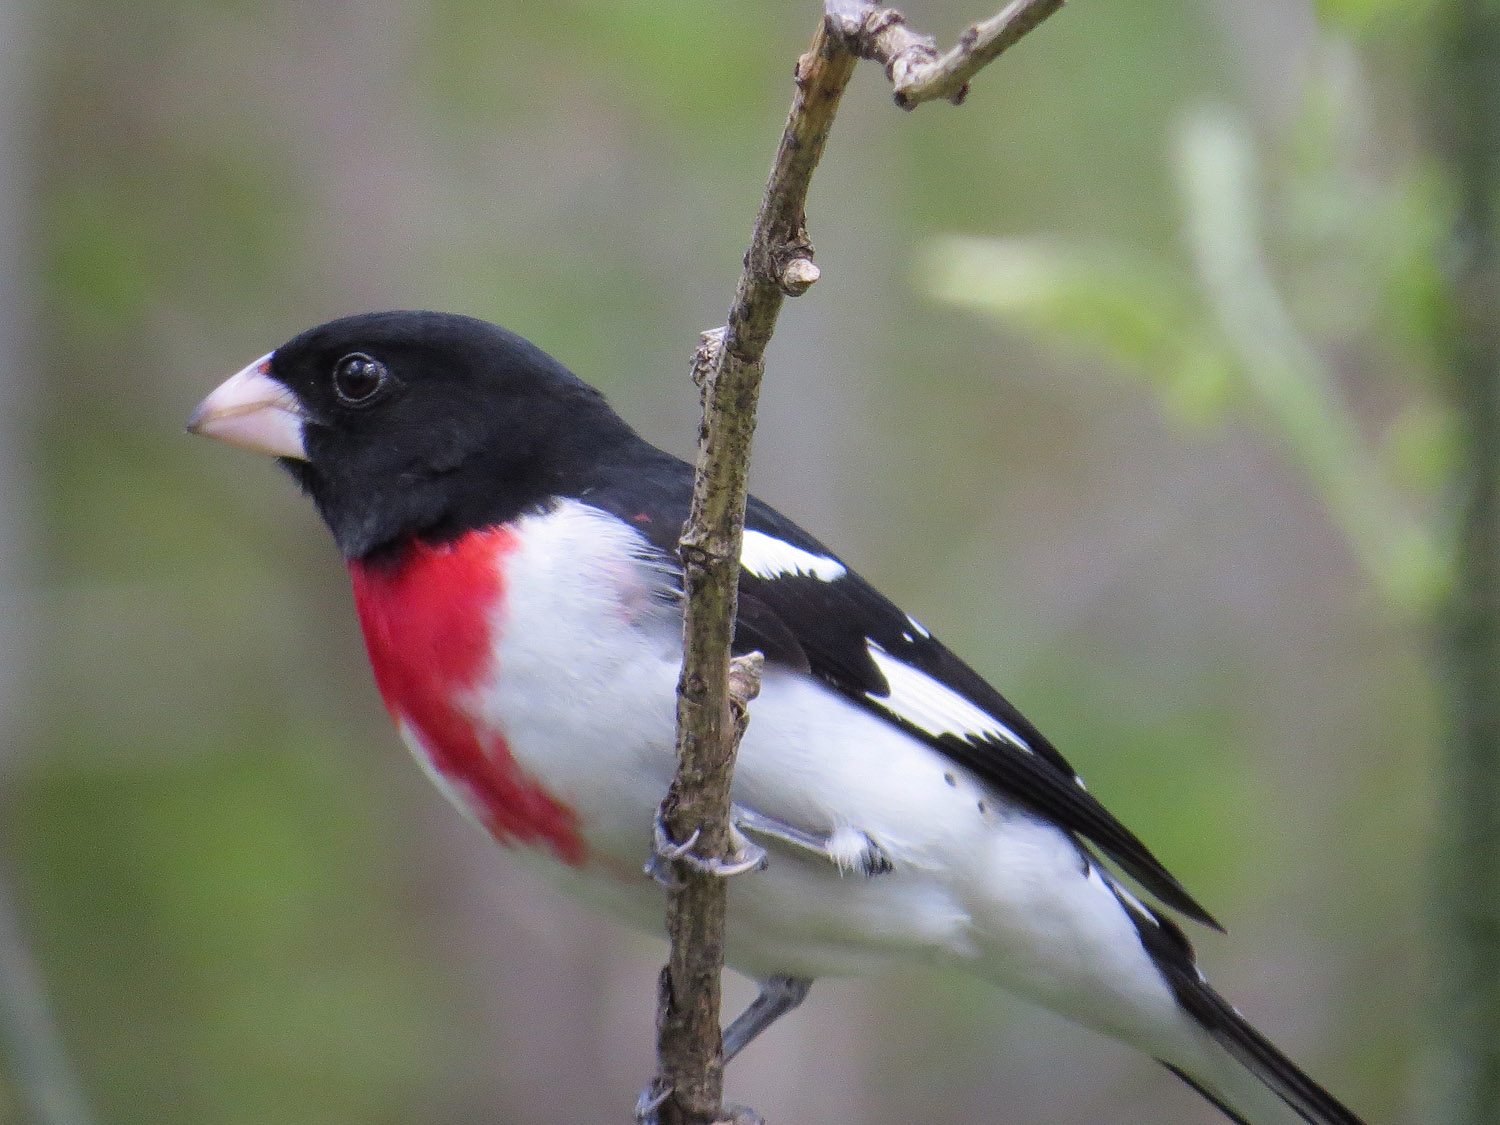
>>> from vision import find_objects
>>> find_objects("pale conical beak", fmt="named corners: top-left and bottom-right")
top-left (187, 353), bottom-right (308, 460)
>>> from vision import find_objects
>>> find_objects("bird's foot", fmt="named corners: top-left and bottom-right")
top-left (634, 1079), bottom-right (672, 1123)
top-left (729, 805), bottom-right (894, 878)
top-left (644, 809), bottom-right (768, 888)
top-left (858, 835), bottom-right (894, 876)
top-left (634, 1081), bottom-right (762, 1125)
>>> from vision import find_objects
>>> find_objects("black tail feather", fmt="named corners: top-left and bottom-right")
top-left (1180, 979), bottom-right (1366, 1125)
top-left (1108, 871), bottom-right (1367, 1125)
top-left (1161, 1062), bottom-right (1254, 1125)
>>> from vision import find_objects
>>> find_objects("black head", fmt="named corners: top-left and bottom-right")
top-left (190, 311), bottom-right (641, 560)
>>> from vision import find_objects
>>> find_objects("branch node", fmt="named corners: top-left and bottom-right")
top-left (822, 0), bottom-right (871, 42)
top-left (728, 651), bottom-right (765, 736)
top-left (728, 651), bottom-right (764, 705)
top-left (778, 257), bottom-right (821, 295)
top-left (860, 5), bottom-right (910, 42)
top-left (794, 51), bottom-right (814, 87)
top-left (864, 0), bottom-right (1065, 110)
top-left (691, 327), bottom-right (727, 390)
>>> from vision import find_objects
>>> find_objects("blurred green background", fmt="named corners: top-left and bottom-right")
top-left (0, 0), bottom-right (1460, 1121)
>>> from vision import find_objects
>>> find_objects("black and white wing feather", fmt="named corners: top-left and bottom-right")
top-left (731, 496), bottom-right (1222, 932)
top-left (585, 453), bottom-right (1220, 931)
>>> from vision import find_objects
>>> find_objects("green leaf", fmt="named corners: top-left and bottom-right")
top-left (920, 235), bottom-right (1236, 425)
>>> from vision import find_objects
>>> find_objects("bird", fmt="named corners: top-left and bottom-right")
top-left (188, 309), bottom-right (1366, 1125)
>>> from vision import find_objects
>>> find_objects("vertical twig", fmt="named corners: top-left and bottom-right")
top-left (0, 867), bottom-right (97, 1125)
top-left (653, 3), bottom-right (1063, 1121)
top-left (654, 20), bottom-right (861, 1125)
top-left (1434, 0), bottom-right (1500, 1120)
top-left (1175, 110), bottom-right (1441, 611)
top-left (0, 0), bottom-right (95, 1119)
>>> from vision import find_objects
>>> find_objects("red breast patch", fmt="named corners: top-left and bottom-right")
top-left (348, 529), bottom-right (586, 865)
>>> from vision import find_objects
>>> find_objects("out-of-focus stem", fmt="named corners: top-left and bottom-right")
top-left (1431, 1), bottom-right (1500, 1120)
top-left (1177, 109), bottom-right (1443, 612)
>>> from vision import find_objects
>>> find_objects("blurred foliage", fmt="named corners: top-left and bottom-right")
top-left (0, 0), bottom-right (1446, 1123)
top-left (923, 236), bottom-right (1238, 424)
top-left (925, 37), bottom-right (1453, 613)
top-left (12, 749), bottom-right (437, 1125)
top-left (1315, 0), bottom-right (1440, 35)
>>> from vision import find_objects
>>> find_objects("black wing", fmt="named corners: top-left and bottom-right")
top-left (582, 451), bottom-right (1220, 930)
top-left (736, 495), bottom-right (1221, 931)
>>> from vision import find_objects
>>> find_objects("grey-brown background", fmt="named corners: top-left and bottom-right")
top-left (0, 0), bottom-right (1439, 1121)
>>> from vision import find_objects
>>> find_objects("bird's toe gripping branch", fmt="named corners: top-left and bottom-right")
top-left (636, 1083), bottom-right (763, 1125)
top-left (645, 808), bottom-right (769, 888)
top-left (634, 1078), bottom-right (673, 1124)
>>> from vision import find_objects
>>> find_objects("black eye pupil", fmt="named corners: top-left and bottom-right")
top-left (333, 354), bottom-right (386, 404)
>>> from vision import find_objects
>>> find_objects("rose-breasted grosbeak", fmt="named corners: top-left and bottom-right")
top-left (188, 310), bottom-right (1365, 1124)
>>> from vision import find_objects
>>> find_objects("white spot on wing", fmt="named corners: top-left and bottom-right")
top-left (1101, 870), bottom-right (1156, 925)
top-left (864, 641), bottom-right (1031, 752)
top-left (741, 529), bottom-right (847, 582)
top-left (906, 614), bottom-right (931, 639)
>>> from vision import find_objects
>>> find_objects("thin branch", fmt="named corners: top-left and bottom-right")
top-left (653, 4), bottom-right (1064, 1123)
top-left (653, 21), bottom-right (860, 1119)
top-left (830, 0), bottom-right (1065, 110)
top-left (0, 863), bottom-right (96, 1125)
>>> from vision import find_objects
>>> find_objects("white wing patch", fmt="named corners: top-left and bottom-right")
top-left (865, 641), bottom-right (1032, 752)
top-left (741, 529), bottom-right (847, 582)
top-left (1096, 864), bottom-right (1154, 924)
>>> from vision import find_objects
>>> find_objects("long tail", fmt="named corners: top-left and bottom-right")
top-left (1116, 886), bottom-right (1367, 1125)
top-left (1157, 978), bottom-right (1366, 1125)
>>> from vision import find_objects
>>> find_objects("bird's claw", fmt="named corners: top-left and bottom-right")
top-left (634, 1079), bottom-right (673, 1123)
top-left (634, 1082), bottom-right (762, 1125)
top-left (645, 809), bottom-right (768, 887)
top-left (643, 850), bottom-right (683, 889)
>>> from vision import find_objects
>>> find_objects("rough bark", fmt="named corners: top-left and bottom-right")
top-left (653, 22), bottom-right (861, 1122)
top-left (652, 3), bottom-right (1064, 1123)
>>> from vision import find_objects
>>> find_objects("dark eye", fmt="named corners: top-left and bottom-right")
top-left (332, 353), bottom-right (389, 405)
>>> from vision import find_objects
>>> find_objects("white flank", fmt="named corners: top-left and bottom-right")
top-left (740, 529), bottom-right (847, 582)
top-left (865, 641), bottom-right (1031, 752)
